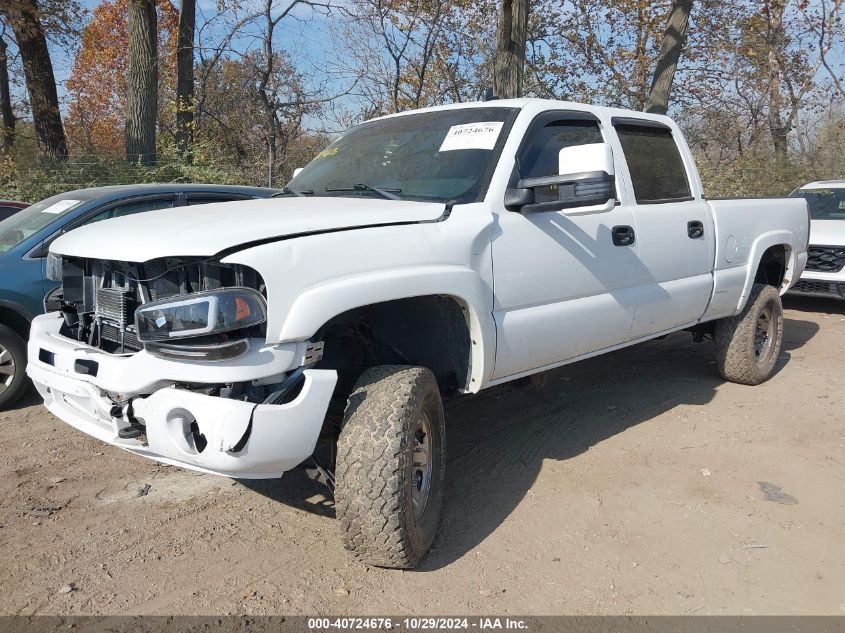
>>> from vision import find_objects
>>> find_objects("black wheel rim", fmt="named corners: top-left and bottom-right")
top-left (411, 411), bottom-right (433, 522)
top-left (754, 303), bottom-right (776, 363)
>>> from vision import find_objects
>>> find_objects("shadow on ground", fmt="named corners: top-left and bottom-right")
top-left (783, 295), bottom-right (845, 316)
top-left (242, 315), bottom-right (821, 570)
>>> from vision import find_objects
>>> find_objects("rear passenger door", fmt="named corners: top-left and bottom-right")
top-left (612, 119), bottom-right (714, 337)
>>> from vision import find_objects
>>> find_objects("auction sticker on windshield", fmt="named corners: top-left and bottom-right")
top-left (439, 121), bottom-right (504, 152)
top-left (41, 199), bottom-right (83, 214)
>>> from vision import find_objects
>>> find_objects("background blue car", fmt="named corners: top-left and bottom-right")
top-left (0, 183), bottom-right (279, 410)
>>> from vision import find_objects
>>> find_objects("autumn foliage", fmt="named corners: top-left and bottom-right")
top-left (65, 0), bottom-right (178, 158)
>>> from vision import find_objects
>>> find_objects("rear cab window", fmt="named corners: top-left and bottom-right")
top-left (612, 119), bottom-right (692, 204)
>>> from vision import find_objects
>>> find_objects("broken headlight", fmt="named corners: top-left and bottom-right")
top-left (135, 287), bottom-right (267, 343)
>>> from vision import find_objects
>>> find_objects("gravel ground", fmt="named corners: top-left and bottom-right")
top-left (1, 296), bottom-right (843, 616)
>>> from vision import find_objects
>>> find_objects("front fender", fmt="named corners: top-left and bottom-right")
top-left (280, 266), bottom-right (495, 391)
top-left (223, 220), bottom-right (498, 392)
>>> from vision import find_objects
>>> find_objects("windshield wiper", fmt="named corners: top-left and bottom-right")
top-left (324, 183), bottom-right (403, 201)
top-left (273, 187), bottom-right (313, 198)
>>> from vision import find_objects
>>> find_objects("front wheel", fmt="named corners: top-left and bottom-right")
top-left (0, 324), bottom-right (28, 411)
top-left (335, 365), bottom-right (445, 569)
top-left (714, 283), bottom-right (784, 385)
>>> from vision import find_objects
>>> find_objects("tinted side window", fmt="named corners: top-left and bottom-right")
top-left (520, 120), bottom-right (603, 180)
top-left (111, 198), bottom-right (174, 218)
top-left (84, 198), bottom-right (175, 225)
top-left (187, 195), bottom-right (249, 206)
top-left (0, 206), bottom-right (20, 221)
top-left (614, 124), bottom-right (691, 203)
top-left (518, 120), bottom-right (603, 203)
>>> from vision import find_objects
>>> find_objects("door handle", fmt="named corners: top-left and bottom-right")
top-left (687, 220), bottom-right (704, 239)
top-left (612, 225), bottom-right (635, 247)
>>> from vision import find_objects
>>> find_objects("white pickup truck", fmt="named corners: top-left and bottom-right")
top-left (28, 99), bottom-right (809, 568)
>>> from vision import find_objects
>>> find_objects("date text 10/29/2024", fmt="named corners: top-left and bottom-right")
top-left (307, 617), bottom-right (529, 631)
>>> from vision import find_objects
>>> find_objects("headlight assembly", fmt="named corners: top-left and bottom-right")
top-left (135, 287), bottom-right (267, 343)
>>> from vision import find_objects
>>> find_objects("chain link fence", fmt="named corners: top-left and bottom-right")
top-left (0, 154), bottom-right (288, 203)
top-left (1, 152), bottom-right (842, 204)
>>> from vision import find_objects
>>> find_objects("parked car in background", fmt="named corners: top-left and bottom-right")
top-left (789, 180), bottom-right (845, 300)
top-left (0, 200), bottom-right (29, 222)
top-left (0, 183), bottom-right (279, 410)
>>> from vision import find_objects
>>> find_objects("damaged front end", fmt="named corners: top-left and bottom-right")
top-left (53, 255), bottom-right (266, 355)
top-left (28, 255), bottom-right (337, 478)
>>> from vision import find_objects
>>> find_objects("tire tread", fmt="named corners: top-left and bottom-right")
top-left (335, 365), bottom-right (443, 569)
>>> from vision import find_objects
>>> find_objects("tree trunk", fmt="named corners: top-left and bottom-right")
top-left (764, 4), bottom-right (788, 161)
top-left (126, 0), bottom-right (158, 165)
top-left (175, 0), bottom-right (195, 160)
top-left (645, 0), bottom-right (693, 115)
top-left (493, 0), bottom-right (529, 99)
top-left (0, 0), bottom-right (67, 159)
top-left (0, 36), bottom-right (15, 151)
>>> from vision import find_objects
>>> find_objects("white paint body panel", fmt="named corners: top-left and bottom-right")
top-left (35, 98), bottom-right (810, 478)
top-left (27, 314), bottom-right (337, 478)
top-left (50, 197), bottom-right (447, 261)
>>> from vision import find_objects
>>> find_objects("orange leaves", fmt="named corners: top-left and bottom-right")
top-left (65, 0), bottom-right (179, 157)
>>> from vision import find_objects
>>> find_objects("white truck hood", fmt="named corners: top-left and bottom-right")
top-left (50, 196), bottom-right (446, 262)
top-left (810, 219), bottom-right (845, 246)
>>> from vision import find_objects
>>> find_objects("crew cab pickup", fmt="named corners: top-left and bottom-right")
top-left (27, 99), bottom-right (809, 568)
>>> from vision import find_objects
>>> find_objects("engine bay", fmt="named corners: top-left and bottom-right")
top-left (57, 256), bottom-right (266, 354)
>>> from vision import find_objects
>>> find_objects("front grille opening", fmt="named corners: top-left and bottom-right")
top-left (794, 280), bottom-right (845, 298)
top-left (58, 257), bottom-right (266, 355)
top-left (38, 349), bottom-right (55, 366)
top-left (74, 359), bottom-right (99, 377)
top-left (806, 246), bottom-right (845, 273)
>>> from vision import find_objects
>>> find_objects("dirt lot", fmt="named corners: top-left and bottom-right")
top-left (1, 296), bottom-right (844, 616)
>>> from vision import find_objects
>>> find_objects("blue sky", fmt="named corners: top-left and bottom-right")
top-left (40, 0), bottom-right (342, 116)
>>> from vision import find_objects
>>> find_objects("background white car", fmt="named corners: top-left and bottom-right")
top-left (790, 180), bottom-right (845, 300)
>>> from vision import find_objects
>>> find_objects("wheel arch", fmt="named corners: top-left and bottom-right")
top-left (312, 294), bottom-right (479, 397)
top-left (277, 267), bottom-right (494, 393)
top-left (736, 232), bottom-right (796, 314)
top-left (0, 301), bottom-right (33, 341)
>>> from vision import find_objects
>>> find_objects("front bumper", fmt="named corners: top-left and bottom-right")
top-left (790, 271), bottom-right (845, 300)
top-left (26, 314), bottom-right (337, 478)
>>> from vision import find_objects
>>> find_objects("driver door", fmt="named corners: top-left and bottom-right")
top-left (490, 112), bottom-right (643, 380)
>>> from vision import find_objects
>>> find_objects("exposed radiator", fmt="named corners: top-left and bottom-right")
top-left (95, 287), bottom-right (129, 327)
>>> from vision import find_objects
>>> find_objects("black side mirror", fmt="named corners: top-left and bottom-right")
top-left (506, 170), bottom-right (616, 214)
top-left (504, 187), bottom-right (534, 210)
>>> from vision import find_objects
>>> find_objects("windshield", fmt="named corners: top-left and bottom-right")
top-left (288, 107), bottom-right (518, 203)
top-left (0, 194), bottom-right (89, 253)
top-left (792, 188), bottom-right (845, 220)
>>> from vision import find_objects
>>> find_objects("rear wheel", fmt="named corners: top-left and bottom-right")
top-left (715, 283), bottom-right (784, 385)
top-left (0, 324), bottom-right (28, 410)
top-left (335, 365), bottom-right (445, 569)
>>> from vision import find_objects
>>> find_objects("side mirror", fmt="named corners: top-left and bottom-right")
top-left (292, 167), bottom-right (304, 178)
top-left (505, 142), bottom-right (616, 214)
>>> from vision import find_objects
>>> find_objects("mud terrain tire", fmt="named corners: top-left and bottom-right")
top-left (335, 365), bottom-right (445, 569)
top-left (715, 283), bottom-right (784, 385)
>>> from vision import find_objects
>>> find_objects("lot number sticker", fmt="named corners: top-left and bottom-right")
top-left (439, 121), bottom-right (504, 152)
top-left (41, 199), bottom-right (83, 214)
